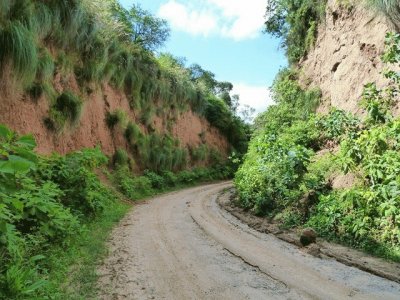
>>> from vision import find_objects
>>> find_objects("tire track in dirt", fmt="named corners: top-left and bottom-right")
top-left (98, 182), bottom-right (400, 299)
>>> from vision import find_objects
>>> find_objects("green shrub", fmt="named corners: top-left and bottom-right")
top-left (144, 170), bottom-right (167, 189)
top-left (38, 147), bottom-right (113, 216)
top-left (161, 171), bottom-right (178, 186)
top-left (177, 170), bottom-right (196, 184)
top-left (264, 0), bottom-right (327, 64)
top-left (124, 122), bottom-right (141, 144)
top-left (53, 91), bottom-right (83, 125)
top-left (235, 69), bottom-right (320, 215)
top-left (36, 48), bottom-right (54, 82)
top-left (317, 108), bottom-right (360, 142)
top-left (191, 144), bottom-right (209, 162)
top-left (105, 109), bottom-right (126, 129)
top-left (112, 148), bottom-right (129, 167)
top-left (112, 166), bottom-right (153, 200)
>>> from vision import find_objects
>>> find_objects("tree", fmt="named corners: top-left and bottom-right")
top-left (264, 0), bottom-right (327, 64)
top-left (239, 105), bottom-right (256, 123)
top-left (189, 64), bottom-right (217, 92)
top-left (111, 2), bottom-right (170, 51)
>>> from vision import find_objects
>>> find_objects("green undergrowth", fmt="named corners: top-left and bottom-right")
top-left (0, 124), bottom-right (232, 299)
top-left (235, 32), bottom-right (400, 262)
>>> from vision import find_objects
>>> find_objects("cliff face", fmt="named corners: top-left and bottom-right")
top-left (301, 0), bottom-right (397, 115)
top-left (0, 69), bottom-right (229, 160)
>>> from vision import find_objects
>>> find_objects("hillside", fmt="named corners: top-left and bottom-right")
top-left (0, 1), bottom-right (248, 298)
top-left (300, 0), bottom-right (398, 115)
top-left (234, 0), bottom-right (400, 263)
top-left (0, 0), bottom-right (248, 170)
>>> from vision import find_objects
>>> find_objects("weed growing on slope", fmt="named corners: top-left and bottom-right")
top-left (235, 33), bottom-right (400, 261)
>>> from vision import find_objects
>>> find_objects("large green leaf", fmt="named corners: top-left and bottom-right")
top-left (14, 148), bottom-right (38, 164)
top-left (0, 155), bottom-right (35, 174)
top-left (17, 134), bottom-right (37, 149)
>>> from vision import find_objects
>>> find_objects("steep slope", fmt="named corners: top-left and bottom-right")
top-left (0, 0), bottom-right (247, 173)
top-left (234, 0), bottom-right (400, 263)
top-left (301, 0), bottom-right (397, 114)
top-left (0, 71), bottom-right (229, 157)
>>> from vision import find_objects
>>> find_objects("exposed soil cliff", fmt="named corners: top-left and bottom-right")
top-left (301, 0), bottom-right (398, 115)
top-left (0, 70), bottom-right (229, 160)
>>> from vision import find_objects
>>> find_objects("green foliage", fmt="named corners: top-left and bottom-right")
top-left (136, 133), bottom-right (188, 172)
top-left (105, 109), bottom-right (127, 129)
top-left (46, 91), bottom-right (83, 131)
top-left (144, 170), bottom-right (167, 189)
top-left (191, 144), bottom-right (209, 162)
top-left (235, 32), bottom-right (400, 261)
top-left (205, 95), bottom-right (250, 154)
top-left (112, 148), bottom-right (129, 167)
top-left (112, 166), bottom-right (153, 200)
top-left (124, 122), bottom-right (142, 144)
top-left (264, 0), bottom-right (327, 64)
top-left (0, 20), bottom-right (38, 86)
top-left (112, 2), bottom-right (170, 51)
top-left (0, 125), bottom-right (124, 298)
top-left (235, 68), bottom-right (322, 215)
top-left (317, 108), bottom-right (360, 142)
top-left (37, 148), bottom-right (112, 216)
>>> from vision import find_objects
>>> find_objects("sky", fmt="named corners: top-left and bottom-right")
top-left (119, 0), bottom-right (287, 115)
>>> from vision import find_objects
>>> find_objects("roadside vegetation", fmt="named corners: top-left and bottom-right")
top-left (0, 0), bottom-right (249, 159)
top-left (0, 0), bottom-right (250, 299)
top-left (235, 0), bottom-right (400, 262)
top-left (0, 124), bottom-right (233, 299)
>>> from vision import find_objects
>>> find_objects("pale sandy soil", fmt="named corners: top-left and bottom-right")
top-left (98, 183), bottom-right (400, 299)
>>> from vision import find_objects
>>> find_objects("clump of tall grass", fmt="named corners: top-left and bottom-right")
top-left (46, 90), bottom-right (83, 131)
top-left (113, 148), bottom-right (129, 167)
top-left (124, 122), bottom-right (142, 144)
top-left (55, 91), bottom-right (83, 124)
top-left (105, 109), bottom-right (127, 129)
top-left (0, 21), bottom-right (38, 86)
top-left (36, 48), bottom-right (55, 81)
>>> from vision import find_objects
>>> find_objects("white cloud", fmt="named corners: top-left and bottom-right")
top-left (158, 0), bottom-right (268, 40)
top-left (158, 1), bottom-right (217, 37)
top-left (232, 83), bottom-right (274, 116)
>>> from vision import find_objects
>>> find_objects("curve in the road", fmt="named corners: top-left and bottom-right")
top-left (98, 182), bottom-right (400, 300)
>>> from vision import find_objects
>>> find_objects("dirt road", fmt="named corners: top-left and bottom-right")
top-left (98, 182), bottom-right (400, 299)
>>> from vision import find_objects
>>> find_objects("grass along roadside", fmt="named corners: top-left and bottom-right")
top-left (42, 177), bottom-right (229, 299)
top-left (41, 200), bottom-right (130, 299)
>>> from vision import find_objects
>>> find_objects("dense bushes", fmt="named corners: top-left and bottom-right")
top-left (0, 126), bottom-right (116, 298)
top-left (235, 33), bottom-right (400, 260)
top-left (113, 164), bottom-right (232, 201)
top-left (205, 95), bottom-right (251, 154)
top-left (0, 123), bottom-right (234, 298)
